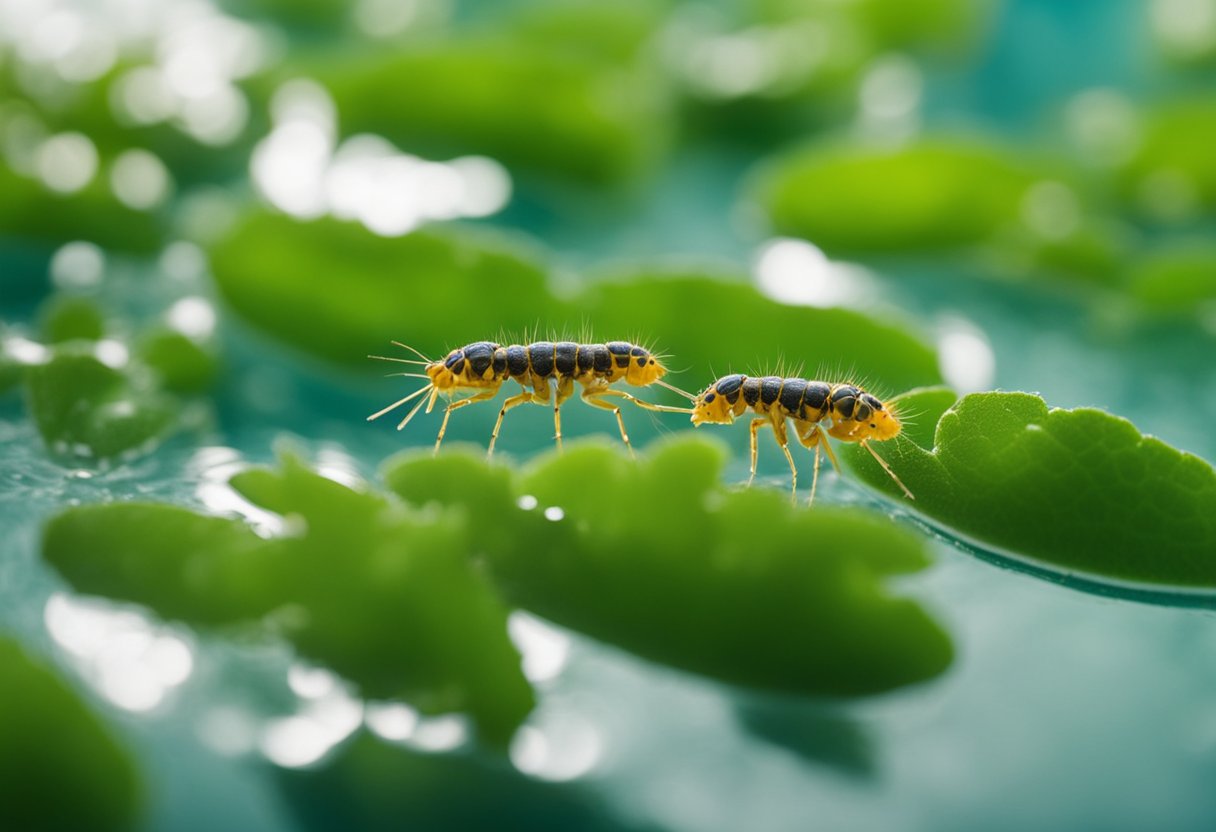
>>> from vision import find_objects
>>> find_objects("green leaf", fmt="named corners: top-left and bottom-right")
top-left (312, 38), bottom-right (671, 184)
top-left (43, 457), bottom-right (534, 747)
top-left (1119, 100), bottom-right (1216, 219)
top-left (754, 138), bottom-right (1059, 256)
top-left (208, 213), bottom-right (942, 393)
top-left (209, 213), bottom-right (557, 366)
top-left (840, 389), bottom-right (1216, 588)
top-left (136, 328), bottom-right (219, 393)
top-left (0, 638), bottom-right (141, 832)
top-left (385, 438), bottom-right (954, 697)
top-left (581, 269), bottom-right (943, 393)
top-left (25, 350), bottom-right (176, 460)
top-left (1125, 242), bottom-right (1216, 315)
top-left (43, 504), bottom-right (280, 626)
top-left (39, 295), bottom-right (106, 344)
top-left (0, 163), bottom-right (164, 256)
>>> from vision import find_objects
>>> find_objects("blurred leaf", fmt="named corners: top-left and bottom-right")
top-left (136, 329), bottom-right (220, 393)
top-left (505, 1), bottom-right (671, 64)
top-left (0, 163), bottom-right (164, 256)
top-left (840, 388), bottom-right (1216, 588)
top-left (313, 38), bottom-right (671, 184)
top-left (209, 213), bottom-right (556, 364)
top-left (0, 638), bottom-right (141, 832)
top-left (1125, 241), bottom-right (1216, 315)
top-left (386, 438), bottom-right (954, 697)
top-left (44, 456), bottom-right (534, 746)
top-left (755, 139), bottom-right (1058, 256)
top-left (39, 295), bottom-right (106, 344)
top-left (1119, 100), bottom-right (1216, 220)
top-left (582, 269), bottom-right (943, 393)
top-left (209, 213), bottom-right (942, 393)
top-left (987, 219), bottom-right (1132, 286)
top-left (25, 350), bottom-right (176, 460)
top-left (751, 0), bottom-right (992, 56)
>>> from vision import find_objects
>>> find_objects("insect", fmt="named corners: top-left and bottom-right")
top-left (368, 340), bottom-right (693, 455)
top-left (687, 374), bottom-right (913, 505)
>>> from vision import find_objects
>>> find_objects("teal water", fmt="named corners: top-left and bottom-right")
top-left (4, 0), bottom-right (1216, 830)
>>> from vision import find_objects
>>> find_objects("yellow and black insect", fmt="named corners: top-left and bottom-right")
top-left (368, 340), bottom-right (693, 455)
top-left (687, 374), bottom-right (913, 505)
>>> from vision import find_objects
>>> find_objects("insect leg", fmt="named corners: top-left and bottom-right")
top-left (433, 389), bottom-right (498, 455)
top-left (747, 418), bottom-right (767, 487)
top-left (553, 376), bottom-right (575, 452)
top-left (771, 414), bottom-right (797, 504)
top-left (587, 388), bottom-right (694, 414)
top-left (487, 388), bottom-right (533, 456)
top-left (581, 387), bottom-right (636, 459)
top-left (794, 421), bottom-right (827, 506)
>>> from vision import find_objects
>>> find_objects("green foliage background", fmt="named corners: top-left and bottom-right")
top-left (2, 1), bottom-right (1216, 831)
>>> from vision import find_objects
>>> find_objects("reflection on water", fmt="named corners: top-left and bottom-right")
top-left (935, 315), bottom-right (996, 393)
top-left (44, 592), bottom-right (195, 712)
top-left (753, 237), bottom-right (877, 309)
top-left (260, 680), bottom-right (364, 769)
top-left (50, 240), bottom-right (106, 289)
top-left (252, 80), bottom-right (511, 236)
top-left (509, 611), bottom-right (571, 685)
top-left (510, 713), bottom-right (603, 783)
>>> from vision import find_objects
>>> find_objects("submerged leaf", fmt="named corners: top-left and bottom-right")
top-left (0, 638), bottom-right (142, 832)
top-left (386, 438), bottom-right (954, 697)
top-left (841, 389), bottom-right (1216, 588)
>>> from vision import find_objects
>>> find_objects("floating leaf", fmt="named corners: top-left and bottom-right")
top-left (136, 329), bottom-right (219, 393)
top-left (40, 295), bottom-right (106, 344)
top-left (25, 350), bottom-right (176, 460)
top-left (0, 163), bottom-right (164, 258)
top-left (582, 269), bottom-right (942, 393)
top-left (754, 139), bottom-right (1058, 255)
top-left (314, 38), bottom-right (671, 184)
top-left (0, 638), bottom-right (141, 832)
top-left (386, 438), bottom-right (954, 697)
top-left (44, 456), bottom-right (534, 746)
top-left (1125, 242), bottom-right (1216, 316)
top-left (209, 213), bottom-right (556, 365)
top-left (209, 213), bottom-right (942, 393)
top-left (840, 388), bottom-right (1216, 589)
top-left (1120, 100), bottom-right (1216, 218)
top-left (43, 504), bottom-right (279, 626)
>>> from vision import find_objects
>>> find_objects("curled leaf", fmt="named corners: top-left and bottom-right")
top-left (841, 389), bottom-right (1216, 591)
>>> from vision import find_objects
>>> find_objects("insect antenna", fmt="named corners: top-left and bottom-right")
top-left (385, 372), bottom-right (431, 379)
top-left (391, 341), bottom-right (434, 363)
top-left (369, 354), bottom-right (429, 366)
top-left (655, 378), bottom-right (697, 401)
top-left (861, 440), bottom-right (914, 500)
top-left (367, 384), bottom-right (434, 422)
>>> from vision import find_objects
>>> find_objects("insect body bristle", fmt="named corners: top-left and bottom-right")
top-left (687, 371), bottom-right (912, 506)
top-left (390, 341), bottom-right (433, 363)
top-left (369, 335), bottom-right (696, 453)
